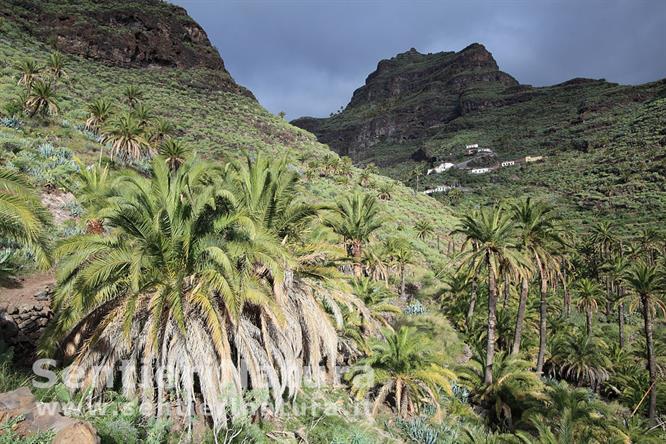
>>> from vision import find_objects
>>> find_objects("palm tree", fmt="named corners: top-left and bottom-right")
top-left (386, 237), bottom-right (415, 298)
top-left (547, 329), bottom-right (611, 390)
top-left (575, 278), bottom-right (603, 335)
top-left (521, 380), bottom-right (608, 443)
top-left (437, 269), bottom-right (472, 329)
top-left (147, 118), bottom-right (175, 147)
top-left (377, 182), bottom-right (394, 201)
top-left (102, 112), bottom-right (151, 161)
top-left (46, 52), bottom-right (66, 81)
top-left (411, 165), bottom-right (424, 192)
top-left (325, 192), bottom-right (383, 277)
top-left (351, 276), bottom-right (400, 328)
top-left (16, 59), bottom-right (40, 90)
top-left (511, 198), bottom-right (564, 369)
top-left (230, 155), bottom-right (320, 242)
top-left (346, 326), bottom-right (456, 418)
top-left (68, 161), bottom-right (121, 234)
top-left (602, 255), bottom-right (629, 348)
top-left (43, 158), bottom-right (354, 430)
top-left (414, 220), bottom-right (434, 241)
top-left (589, 221), bottom-right (617, 261)
top-left (130, 102), bottom-right (153, 128)
top-left (0, 168), bottom-right (52, 268)
top-left (158, 139), bottom-right (190, 172)
top-left (85, 98), bottom-right (113, 133)
top-left (454, 206), bottom-right (525, 384)
top-left (123, 85), bottom-right (143, 107)
top-left (25, 80), bottom-right (59, 117)
top-left (459, 350), bottom-right (542, 429)
top-left (623, 262), bottom-right (664, 425)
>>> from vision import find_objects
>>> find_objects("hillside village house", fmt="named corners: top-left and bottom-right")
top-left (424, 185), bottom-right (454, 194)
top-left (427, 162), bottom-right (455, 175)
top-left (525, 155), bottom-right (545, 163)
top-left (501, 160), bottom-right (515, 167)
top-left (470, 167), bottom-right (491, 174)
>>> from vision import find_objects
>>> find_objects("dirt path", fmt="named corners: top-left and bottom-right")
top-left (0, 271), bottom-right (55, 308)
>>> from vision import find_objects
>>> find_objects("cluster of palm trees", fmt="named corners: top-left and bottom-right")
top-left (446, 200), bottom-right (666, 426)
top-left (13, 53), bottom-right (66, 117)
top-left (85, 85), bottom-right (187, 164)
top-left (36, 152), bottom-right (413, 429)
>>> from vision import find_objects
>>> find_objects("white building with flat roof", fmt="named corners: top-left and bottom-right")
top-left (470, 168), bottom-right (490, 174)
top-left (427, 162), bottom-right (455, 175)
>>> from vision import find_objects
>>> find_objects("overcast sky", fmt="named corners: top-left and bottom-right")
top-left (174, 0), bottom-right (666, 120)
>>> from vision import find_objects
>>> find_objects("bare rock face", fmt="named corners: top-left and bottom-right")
top-left (0, 0), bottom-right (253, 96)
top-left (292, 43), bottom-right (520, 164)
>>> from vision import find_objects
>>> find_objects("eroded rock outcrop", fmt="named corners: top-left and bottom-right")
top-left (292, 44), bottom-right (520, 164)
top-left (0, 0), bottom-right (253, 96)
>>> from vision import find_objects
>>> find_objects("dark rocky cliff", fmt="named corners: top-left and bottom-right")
top-left (292, 44), bottom-right (520, 163)
top-left (0, 0), bottom-right (253, 96)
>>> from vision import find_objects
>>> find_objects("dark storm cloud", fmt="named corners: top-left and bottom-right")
top-left (174, 0), bottom-right (666, 120)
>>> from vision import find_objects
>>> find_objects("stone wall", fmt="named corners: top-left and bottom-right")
top-left (0, 286), bottom-right (52, 363)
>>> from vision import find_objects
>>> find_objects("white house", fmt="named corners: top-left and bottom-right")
top-left (525, 156), bottom-right (544, 163)
top-left (424, 185), bottom-right (454, 194)
top-left (426, 162), bottom-right (455, 175)
top-left (477, 148), bottom-right (493, 154)
top-left (470, 168), bottom-right (490, 175)
top-left (465, 144), bottom-right (479, 149)
top-left (501, 160), bottom-right (515, 167)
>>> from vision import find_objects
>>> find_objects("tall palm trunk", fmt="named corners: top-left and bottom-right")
top-left (400, 264), bottom-right (406, 299)
top-left (511, 277), bottom-right (529, 355)
top-left (585, 309), bottom-right (592, 335)
top-left (535, 259), bottom-right (548, 374)
top-left (502, 270), bottom-right (511, 309)
top-left (485, 251), bottom-right (498, 385)
top-left (617, 286), bottom-right (625, 349)
top-left (641, 293), bottom-right (657, 424)
top-left (562, 265), bottom-right (571, 316)
top-left (466, 278), bottom-right (478, 329)
top-left (351, 240), bottom-right (362, 277)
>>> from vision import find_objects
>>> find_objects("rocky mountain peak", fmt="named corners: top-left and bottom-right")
top-left (0, 0), bottom-right (253, 96)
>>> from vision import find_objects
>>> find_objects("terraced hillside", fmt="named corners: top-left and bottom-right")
top-left (293, 45), bottom-right (666, 230)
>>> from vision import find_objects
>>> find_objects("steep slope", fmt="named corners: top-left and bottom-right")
top-left (292, 45), bottom-right (666, 229)
top-left (0, 0), bottom-right (253, 96)
top-left (0, 2), bottom-right (456, 272)
top-left (293, 44), bottom-right (519, 164)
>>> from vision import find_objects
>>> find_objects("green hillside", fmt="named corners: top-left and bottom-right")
top-left (293, 47), bottom-right (666, 231)
top-left (0, 21), bottom-right (457, 268)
